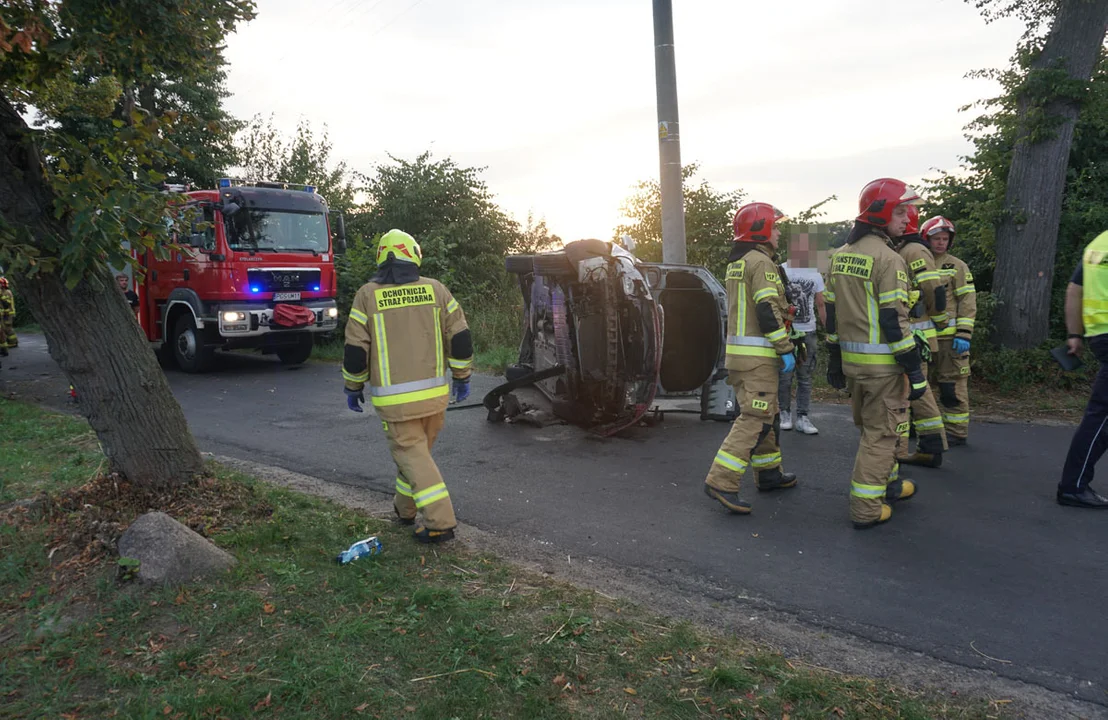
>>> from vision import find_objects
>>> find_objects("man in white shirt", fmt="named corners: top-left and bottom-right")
top-left (779, 232), bottom-right (827, 434)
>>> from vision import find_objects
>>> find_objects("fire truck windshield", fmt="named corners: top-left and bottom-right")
top-left (225, 209), bottom-right (330, 254)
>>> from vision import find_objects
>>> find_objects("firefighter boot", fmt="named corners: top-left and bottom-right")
top-left (704, 484), bottom-right (752, 514)
top-left (947, 435), bottom-right (967, 447)
top-left (755, 468), bottom-right (798, 492)
top-left (885, 479), bottom-right (916, 503)
top-left (853, 503), bottom-right (893, 530)
top-left (393, 507), bottom-right (415, 526)
top-left (413, 526), bottom-right (455, 544)
top-left (898, 434), bottom-right (943, 469)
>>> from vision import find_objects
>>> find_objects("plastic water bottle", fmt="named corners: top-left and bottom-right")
top-left (336, 536), bottom-right (382, 564)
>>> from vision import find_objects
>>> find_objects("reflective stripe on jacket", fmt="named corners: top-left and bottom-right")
top-left (343, 277), bottom-right (471, 422)
top-left (1082, 230), bottom-right (1108, 338)
top-left (825, 233), bottom-right (912, 378)
top-left (724, 244), bottom-right (793, 371)
top-left (898, 240), bottom-right (945, 354)
top-left (933, 251), bottom-right (976, 341)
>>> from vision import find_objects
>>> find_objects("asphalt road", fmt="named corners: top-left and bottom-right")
top-left (4, 333), bottom-right (1107, 706)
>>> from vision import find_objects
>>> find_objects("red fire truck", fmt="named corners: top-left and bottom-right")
top-left (132, 179), bottom-right (346, 373)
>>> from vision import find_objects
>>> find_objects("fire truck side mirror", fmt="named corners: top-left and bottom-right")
top-left (221, 201), bottom-right (241, 217)
top-left (330, 212), bottom-right (347, 254)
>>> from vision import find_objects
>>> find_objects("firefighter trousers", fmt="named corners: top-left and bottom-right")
top-left (386, 412), bottom-right (457, 531)
top-left (0, 314), bottom-right (13, 348)
top-left (933, 340), bottom-right (970, 439)
top-left (848, 374), bottom-right (910, 524)
top-left (903, 360), bottom-right (947, 454)
top-left (705, 363), bottom-right (782, 494)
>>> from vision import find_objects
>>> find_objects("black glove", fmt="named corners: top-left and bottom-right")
top-left (907, 369), bottom-right (928, 401)
top-left (826, 345), bottom-right (846, 390)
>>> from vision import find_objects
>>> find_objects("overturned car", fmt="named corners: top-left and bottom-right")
top-left (484, 239), bottom-right (738, 436)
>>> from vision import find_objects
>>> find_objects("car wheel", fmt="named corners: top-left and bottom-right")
top-left (505, 255), bottom-right (534, 275)
top-left (532, 251), bottom-right (574, 277)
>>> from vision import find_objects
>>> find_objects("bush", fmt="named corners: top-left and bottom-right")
top-left (971, 342), bottom-right (1096, 393)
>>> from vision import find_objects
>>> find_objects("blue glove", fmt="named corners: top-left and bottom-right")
top-left (780, 352), bottom-right (796, 375)
top-left (452, 378), bottom-right (471, 404)
top-left (345, 388), bottom-right (364, 413)
top-left (952, 338), bottom-right (971, 355)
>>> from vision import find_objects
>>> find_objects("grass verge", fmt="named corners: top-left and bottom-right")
top-left (0, 398), bottom-right (1011, 719)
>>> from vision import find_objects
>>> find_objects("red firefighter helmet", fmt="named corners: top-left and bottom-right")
top-left (732, 202), bottom-right (785, 243)
top-left (856, 178), bottom-right (920, 227)
top-left (905, 204), bottom-right (920, 235)
top-left (0, 277), bottom-right (8, 289)
top-left (920, 216), bottom-right (956, 246)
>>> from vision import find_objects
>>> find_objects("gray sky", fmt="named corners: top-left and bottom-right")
top-left (222, 0), bottom-right (1026, 240)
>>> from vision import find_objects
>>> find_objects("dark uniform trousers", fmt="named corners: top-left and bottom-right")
top-left (1060, 335), bottom-right (1108, 493)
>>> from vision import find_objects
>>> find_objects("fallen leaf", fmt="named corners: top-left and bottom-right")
top-left (404, 706), bottom-right (416, 713)
top-left (552, 674), bottom-right (567, 686)
top-left (163, 706), bottom-right (173, 715)
top-left (262, 603), bottom-right (275, 615)
top-left (354, 703), bottom-right (370, 713)
top-left (254, 692), bottom-right (271, 711)
top-left (624, 688), bottom-right (637, 695)
top-left (178, 662), bottom-right (188, 670)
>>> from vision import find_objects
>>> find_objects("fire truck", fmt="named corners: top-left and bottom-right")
top-left (131, 179), bottom-right (346, 373)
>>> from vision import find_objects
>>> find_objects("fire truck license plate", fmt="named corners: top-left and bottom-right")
top-left (273, 292), bottom-right (301, 301)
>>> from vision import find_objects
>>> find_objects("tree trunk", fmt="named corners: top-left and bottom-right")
top-left (992, 0), bottom-right (1108, 349)
top-left (0, 92), bottom-right (203, 488)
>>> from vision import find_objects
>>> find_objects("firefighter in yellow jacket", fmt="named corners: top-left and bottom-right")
top-left (895, 205), bottom-right (949, 468)
top-left (342, 229), bottom-right (474, 544)
top-left (704, 203), bottom-right (799, 515)
top-left (922, 216), bottom-right (976, 445)
top-left (825, 179), bottom-right (924, 529)
top-left (0, 277), bottom-right (15, 353)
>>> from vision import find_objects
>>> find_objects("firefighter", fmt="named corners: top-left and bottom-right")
top-left (825, 179), bottom-right (926, 529)
top-left (922, 216), bottom-right (976, 446)
top-left (894, 206), bottom-right (949, 467)
top-left (704, 203), bottom-right (799, 515)
top-left (0, 277), bottom-right (15, 352)
top-left (342, 229), bottom-right (474, 544)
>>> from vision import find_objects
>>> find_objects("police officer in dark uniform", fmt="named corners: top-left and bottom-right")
top-left (1058, 229), bottom-right (1108, 508)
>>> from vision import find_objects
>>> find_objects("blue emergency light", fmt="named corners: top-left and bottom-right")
top-left (313, 285), bottom-right (320, 291)
top-left (218, 178), bottom-right (231, 188)
top-left (250, 286), bottom-right (261, 293)
top-left (304, 185), bottom-right (315, 193)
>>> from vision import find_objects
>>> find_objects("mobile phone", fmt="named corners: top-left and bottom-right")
top-left (1051, 345), bottom-right (1084, 372)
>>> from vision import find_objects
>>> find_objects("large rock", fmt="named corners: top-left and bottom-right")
top-left (118, 512), bottom-right (236, 586)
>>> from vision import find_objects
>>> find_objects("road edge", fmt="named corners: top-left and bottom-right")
top-left (212, 453), bottom-right (1107, 720)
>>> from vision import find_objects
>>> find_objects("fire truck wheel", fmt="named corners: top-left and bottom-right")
top-left (173, 314), bottom-right (215, 373)
top-left (276, 333), bottom-right (313, 365)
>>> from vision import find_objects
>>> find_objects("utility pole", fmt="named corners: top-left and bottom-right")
top-left (653, 0), bottom-right (686, 264)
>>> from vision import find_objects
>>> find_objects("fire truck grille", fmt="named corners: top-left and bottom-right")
top-left (247, 269), bottom-right (322, 293)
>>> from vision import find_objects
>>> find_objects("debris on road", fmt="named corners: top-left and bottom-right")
top-left (335, 536), bottom-right (382, 564)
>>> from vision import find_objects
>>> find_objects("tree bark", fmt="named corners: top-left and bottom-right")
top-left (0, 91), bottom-right (203, 487)
top-left (992, 0), bottom-right (1108, 349)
